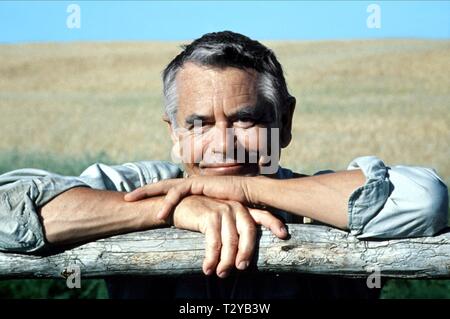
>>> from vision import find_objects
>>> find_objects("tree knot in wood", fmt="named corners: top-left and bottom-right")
top-left (281, 245), bottom-right (297, 252)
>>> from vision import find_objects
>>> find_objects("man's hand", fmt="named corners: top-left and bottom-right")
top-left (169, 195), bottom-right (287, 278)
top-left (125, 169), bottom-right (365, 230)
top-left (124, 176), bottom-right (256, 220)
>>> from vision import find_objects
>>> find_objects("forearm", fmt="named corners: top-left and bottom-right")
top-left (248, 170), bottom-right (366, 229)
top-left (39, 187), bottom-right (167, 245)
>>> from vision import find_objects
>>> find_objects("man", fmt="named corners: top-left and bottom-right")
top-left (0, 31), bottom-right (448, 299)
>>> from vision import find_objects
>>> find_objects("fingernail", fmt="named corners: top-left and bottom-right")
top-left (238, 261), bottom-right (249, 270)
top-left (204, 268), bottom-right (212, 276)
top-left (280, 226), bottom-right (287, 234)
top-left (218, 271), bottom-right (228, 278)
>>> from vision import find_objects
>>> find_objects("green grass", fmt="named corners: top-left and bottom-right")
top-left (381, 279), bottom-right (450, 299)
top-left (0, 150), bottom-right (114, 176)
top-left (0, 278), bottom-right (108, 299)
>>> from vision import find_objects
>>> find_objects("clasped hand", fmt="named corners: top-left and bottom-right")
top-left (124, 176), bottom-right (288, 278)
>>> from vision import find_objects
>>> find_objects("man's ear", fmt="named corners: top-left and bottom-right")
top-left (162, 115), bottom-right (178, 144)
top-left (280, 96), bottom-right (296, 148)
top-left (163, 118), bottom-right (179, 144)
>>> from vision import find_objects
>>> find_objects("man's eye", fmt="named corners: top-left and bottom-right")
top-left (188, 122), bottom-right (211, 129)
top-left (190, 123), bottom-right (212, 134)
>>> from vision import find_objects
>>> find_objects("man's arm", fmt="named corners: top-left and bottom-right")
top-left (41, 187), bottom-right (286, 277)
top-left (247, 169), bottom-right (365, 229)
top-left (0, 162), bottom-right (181, 253)
top-left (38, 187), bottom-right (167, 245)
top-left (127, 156), bottom-right (449, 239)
top-left (126, 170), bottom-right (364, 230)
top-left (0, 162), bottom-right (286, 276)
top-left (249, 158), bottom-right (448, 238)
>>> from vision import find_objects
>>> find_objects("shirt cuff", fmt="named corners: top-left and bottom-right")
top-left (0, 174), bottom-right (88, 253)
top-left (346, 156), bottom-right (391, 237)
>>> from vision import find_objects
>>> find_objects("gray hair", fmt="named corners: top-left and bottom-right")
top-left (162, 31), bottom-right (292, 128)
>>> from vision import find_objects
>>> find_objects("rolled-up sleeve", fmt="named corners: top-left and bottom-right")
top-left (347, 156), bottom-right (448, 239)
top-left (0, 161), bottom-right (181, 253)
top-left (79, 161), bottom-right (182, 191)
top-left (0, 169), bottom-right (88, 253)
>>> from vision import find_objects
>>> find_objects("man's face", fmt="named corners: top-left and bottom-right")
top-left (170, 62), bottom-right (285, 177)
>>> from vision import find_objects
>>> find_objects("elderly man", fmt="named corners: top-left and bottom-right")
top-left (0, 31), bottom-right (448, 299)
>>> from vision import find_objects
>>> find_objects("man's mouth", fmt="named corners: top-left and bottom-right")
top-left (199, 162), bottom-right (251, 175)
top-left (199, 162), bottom-right (242, 168)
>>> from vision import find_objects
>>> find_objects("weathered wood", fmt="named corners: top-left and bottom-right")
top-left (0, 224), bottom-right (449, 279)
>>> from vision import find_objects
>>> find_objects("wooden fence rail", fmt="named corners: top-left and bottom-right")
top-left (1, 224), bottom-right (449, 279)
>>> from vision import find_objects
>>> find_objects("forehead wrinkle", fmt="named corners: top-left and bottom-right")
top-left (178, 63), bottom-right (258, 95)
top-left (176, 63), bottom-right (260, 124)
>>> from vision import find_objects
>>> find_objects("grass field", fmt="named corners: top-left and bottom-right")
top-left (0, 40), bottom-right (449, 298)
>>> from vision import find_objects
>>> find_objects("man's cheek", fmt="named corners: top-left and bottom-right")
top-left (235, 126), bottom-right (280, 173)
top-left (235, 127), bottom-right (265, 162)
top-left (179, 135), bottom-right (205, 164)
top-left (260, 127), bottom-right (281, 174)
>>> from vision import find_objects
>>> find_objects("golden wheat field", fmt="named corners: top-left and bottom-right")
top-left (0, 40), bottom-right (449, 185)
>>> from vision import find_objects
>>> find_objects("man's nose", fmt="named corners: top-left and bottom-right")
top-left (211, 125), bottom-right (235, 156)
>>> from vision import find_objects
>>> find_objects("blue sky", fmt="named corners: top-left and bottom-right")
top-left (0, 1), bottom-right (448, 43)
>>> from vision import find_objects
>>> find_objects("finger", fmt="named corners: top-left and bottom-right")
top-left (124, 185), bottom-right (167, 202)
top-left (216, 212), bottom-right (239, 278)
top-left (235, 206), bottom-right (256, 271)
top-left (202, 216), bottom-right (222, 276)
top-left (248, 208), bottom-right (288, 239)
top-left (124, 180), bottom-right (178, 201)
top-left (157, 186), bottom-right (187, 219)
top-left (158, 182), bottom-right (196, 219)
